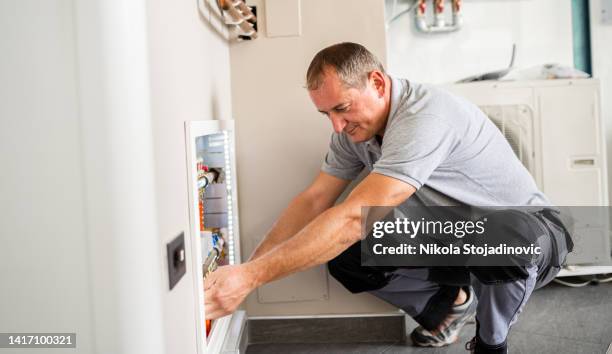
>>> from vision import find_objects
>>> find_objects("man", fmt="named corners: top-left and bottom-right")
top-left (204, 42), bottom-right (571, 353)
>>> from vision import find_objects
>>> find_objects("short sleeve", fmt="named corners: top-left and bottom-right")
top-left (373, 114), bottom-right (457, 189)
top-left (321, 133), bottom-right (364, 180)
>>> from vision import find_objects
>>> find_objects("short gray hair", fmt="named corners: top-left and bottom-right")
top-left (306, 42), bottom-right (386, 90)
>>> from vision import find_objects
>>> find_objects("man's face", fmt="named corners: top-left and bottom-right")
top-left (309, 68), bottom-right (388, 143)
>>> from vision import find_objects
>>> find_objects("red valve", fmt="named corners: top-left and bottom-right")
top-left (453, 0), bottom-right (462, 12)
top-left (418, 0), bottom-right (427, 15)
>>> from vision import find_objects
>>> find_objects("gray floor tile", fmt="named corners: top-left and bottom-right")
top-left (506, 332), bottom-right (607, 354)
top-left (383, 331), bottom-right (609, 354)
top-left (511, 282), bottom-right (612, 345)
top-left (382, 323), bottom-right (476, 354)
top-left (381, 342), bottom-right (468, 354)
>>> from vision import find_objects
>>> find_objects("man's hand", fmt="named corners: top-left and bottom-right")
top-left (204, 264), bottom-right (258, 320)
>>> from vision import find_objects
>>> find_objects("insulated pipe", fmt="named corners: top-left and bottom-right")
top-left (452, 0), bottom-right (461, 12)
top-left (452, 0), bottom-right (463, 27)
top-left (415, 0), bottom-right (428, 32)
top-left (434, 0), bottom-right (445, 27)
top-left (217, 0), bottom-right (258, 38)
top-left (226, 5), bottom-right (257, 37)
top-left (236, 1), bottom-right (256, 21)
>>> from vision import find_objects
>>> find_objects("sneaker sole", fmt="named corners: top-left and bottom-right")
top-left (409, 312), bottom-right (476, 348)
top-left (410, 331), bottom-right (459, 348)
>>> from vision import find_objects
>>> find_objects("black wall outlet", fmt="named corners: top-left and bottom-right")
top-left (167, 232), bottom-right (186, 290)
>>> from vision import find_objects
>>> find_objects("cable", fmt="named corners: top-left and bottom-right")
top-left (553, 273), bottom-right (612, 287)
top-left (508, 43), bottom-right (516, 69)
top-left (553, 277), bottom-right (592, 287)
top-left (386, 0), bottom-right (418, 27)
top-left (595, 274), bottom-right (612, 283)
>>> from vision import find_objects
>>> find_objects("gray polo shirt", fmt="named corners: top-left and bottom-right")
top-left (321, 77), bottom-right (549, 207)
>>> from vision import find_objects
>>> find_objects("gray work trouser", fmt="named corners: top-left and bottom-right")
top-left (328, 210), bottom-right (567, 347)
top-left (371, 263), bottom-right (557, 346)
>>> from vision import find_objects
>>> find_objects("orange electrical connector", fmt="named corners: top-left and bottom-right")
top-left (199, 200), bottom-right (205, 230)
top-left (205, 319), bottom-right (212, 337)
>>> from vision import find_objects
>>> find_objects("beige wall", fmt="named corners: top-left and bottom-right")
top-left (146, 0), bottom-right (233, 352)
top-left (230, 0), bottom-right (397, 316)
top-left (0, 0), bottom-right (234, 351)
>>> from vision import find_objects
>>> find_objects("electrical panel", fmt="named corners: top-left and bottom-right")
top-left (185, 120), bottom-right (246, 354)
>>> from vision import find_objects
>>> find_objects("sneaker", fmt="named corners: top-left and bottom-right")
top-left (410, 286), bottom-right (476, 347)
top-left (465, 318), bottom-right (509, 353)
top-left (465, 336), bottom-right (508, 354)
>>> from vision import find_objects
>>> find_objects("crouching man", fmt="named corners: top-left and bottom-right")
top-left (204, 42), bottom-right (572, 354)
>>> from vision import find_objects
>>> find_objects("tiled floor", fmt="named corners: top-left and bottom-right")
top-left (247, 282), bottom-right (612, 354)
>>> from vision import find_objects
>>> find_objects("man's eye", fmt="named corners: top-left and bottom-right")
top-left (335, 106), bottom-right (349, 113)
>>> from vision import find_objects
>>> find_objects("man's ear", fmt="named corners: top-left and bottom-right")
top-left (369, 70), bottom-right (386, 98)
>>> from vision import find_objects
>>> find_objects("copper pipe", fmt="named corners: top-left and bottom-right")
top-left (217, 0), bottom-right (230, 10)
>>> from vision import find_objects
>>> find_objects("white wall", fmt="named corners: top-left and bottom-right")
top-left (74, 0), bottom-right (165, 352)
top-left (230, 0), bottom-right (396, 317)
top-left (0, 1), bottom-right (94, 353)
top-left (0, 0), bottom-right (226, 352)
top-left (146, 0), bottom-right (233, 353)
top-left (385, 0), bottom-right (574, 83)
top-left (591, 0), bottom-right (612, 205)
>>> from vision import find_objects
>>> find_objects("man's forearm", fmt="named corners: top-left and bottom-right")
top-left (247, 203), bottom-right (361, 286)
top-left (245, 173), bottom-right (416, 288)
top-left (248, 192), bottom-right (331, 261)
top-left (203, 174), bottom-right (414, 321)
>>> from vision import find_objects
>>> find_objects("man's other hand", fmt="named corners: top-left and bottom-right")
top-left (204, 264), bottom-right (258, 320)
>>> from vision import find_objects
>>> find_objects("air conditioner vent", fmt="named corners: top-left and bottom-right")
top-left (480, 104), bottom-right (535, 175)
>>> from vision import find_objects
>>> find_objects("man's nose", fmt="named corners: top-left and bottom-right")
top-left (330, 114), bottom-right (347, 134)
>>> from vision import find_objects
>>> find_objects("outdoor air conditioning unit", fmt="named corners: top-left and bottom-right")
top-left (446, 79), bottom-right (612, 276)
